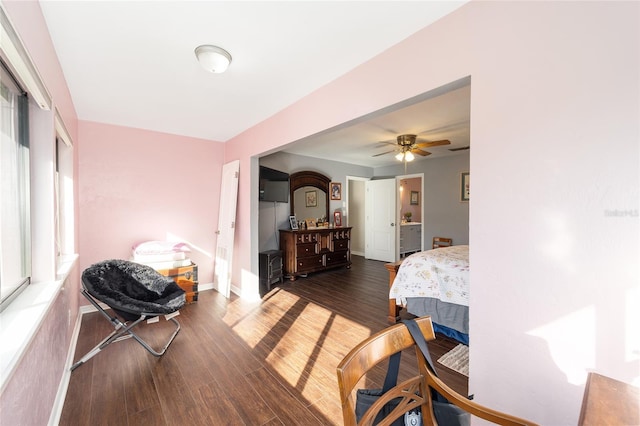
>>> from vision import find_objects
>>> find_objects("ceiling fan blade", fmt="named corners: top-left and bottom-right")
top-left (411, 148), bottom-right (431, 156)
top-left (372, 149), bottom-right (396, 157)
top-left (415, 139), bottom-right (451, 148)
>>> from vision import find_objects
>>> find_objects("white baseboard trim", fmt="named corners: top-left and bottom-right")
top-left (48, 309), bottom-right (83, 426)
top-left (198, 282), bottom-right (214, 291)
top-left (352, 250), bottom-right (364, 257)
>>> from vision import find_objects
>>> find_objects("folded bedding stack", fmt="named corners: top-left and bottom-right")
top-left (131, 241), bottom-right (192, 270)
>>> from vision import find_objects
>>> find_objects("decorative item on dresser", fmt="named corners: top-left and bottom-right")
top-left (279, 227), bottom-right (351, 281)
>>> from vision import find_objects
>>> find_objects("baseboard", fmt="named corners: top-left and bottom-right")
top-left (198, 282), bottom-right (214, 291)
top-left (352, 250), bottom-right (364, 257)
top-left (205, 281), bottom-right (242, 297)
top-left (48, 309), bottom-right (84, 426)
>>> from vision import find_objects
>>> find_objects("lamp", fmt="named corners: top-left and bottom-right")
top-left (395, 150), bottom-right (415, 162)
top-left (195, 45), bottom-right (232, 73)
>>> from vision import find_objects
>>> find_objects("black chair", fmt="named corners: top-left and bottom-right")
top-left (71, 259), bottom-right (186, 371)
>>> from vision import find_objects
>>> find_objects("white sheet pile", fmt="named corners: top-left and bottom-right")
top-left (130, 241), bottom-right (192, 270)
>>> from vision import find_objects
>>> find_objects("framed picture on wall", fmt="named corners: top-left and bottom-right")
top-left (330, 182), bottom-right (342, 200)
top-left (460, 172), bottom-right (470, 202)
top-left (333, 211), bottom-right (342, 227)
top-left (305, 190), bottom-right (317, 207)
top-left (289, 215), bottom-right (298, 230)
top-left (410, 191), bottom-right (419, 205)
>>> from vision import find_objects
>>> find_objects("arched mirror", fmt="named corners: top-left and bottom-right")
top-left (289, 171), bottom-right (330, 224)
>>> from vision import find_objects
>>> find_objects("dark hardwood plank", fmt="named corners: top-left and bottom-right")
top-left (60, 255), bottom-right (467, 425)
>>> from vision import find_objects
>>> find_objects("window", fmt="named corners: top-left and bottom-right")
top-left (0, 60), bottom-right (31, 311)
top-left (55, 133), bottom-right (75, 264)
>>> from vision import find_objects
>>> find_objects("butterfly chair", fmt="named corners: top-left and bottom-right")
top-left (336, 316), bottom-right (538, 426)
top-left (432, 237), bottom-right (453, 249)
top-left (71, 259), bottom-right (186, 371)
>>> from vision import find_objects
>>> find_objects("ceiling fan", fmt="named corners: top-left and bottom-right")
top-left (373, 134), bottom-right (451, 162)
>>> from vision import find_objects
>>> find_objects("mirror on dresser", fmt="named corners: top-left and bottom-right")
top-left (282, 170), bottom-right (351, 280)
top-left (289, 171), bottom-right (330, 224)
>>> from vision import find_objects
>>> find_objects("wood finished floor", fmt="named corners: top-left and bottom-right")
top-left (60, 255), bottom-right (467, 425)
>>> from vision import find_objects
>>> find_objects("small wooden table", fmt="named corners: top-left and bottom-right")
top-left (578, 372), bottom-right (639, 425)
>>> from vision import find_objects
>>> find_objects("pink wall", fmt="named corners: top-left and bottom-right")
top-left (226, 2), bottom-right (639, 424)
top-left (78, 121), bottom-right (224, 283)
top-left (2, 1), bottom-right (637, 425)
top-left (1, 2), bottom-right (80, 425)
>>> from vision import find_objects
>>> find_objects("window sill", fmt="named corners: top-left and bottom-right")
top-left (0, 254), bottom-right (78, 391)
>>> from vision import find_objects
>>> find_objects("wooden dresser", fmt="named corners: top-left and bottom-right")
top-left (279, 227), bottom-right (351, 280)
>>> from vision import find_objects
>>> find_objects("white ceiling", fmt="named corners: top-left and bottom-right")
top-left (39, 0), bottom-right (470, 168)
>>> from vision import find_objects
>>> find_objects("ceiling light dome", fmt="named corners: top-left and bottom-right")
top-left (195, 45), bottom-right (232, 73)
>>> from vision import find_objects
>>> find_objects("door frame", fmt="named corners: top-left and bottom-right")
top-left (345, 175), bottom-right (370, 257)
top-left (396, 172), bottom-right (424, 256)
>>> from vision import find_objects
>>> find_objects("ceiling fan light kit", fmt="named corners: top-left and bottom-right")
top-left (373, 133), bottom-right (452, 162)
top-left (195, 45), bottom-right (232, 73)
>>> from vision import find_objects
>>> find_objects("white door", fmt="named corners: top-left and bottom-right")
top-left (214, 160), bottom-right (240, 298)
top-left (364, 178), bottom-right (397, 262)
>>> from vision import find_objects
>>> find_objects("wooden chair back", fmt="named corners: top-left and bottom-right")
top-left (336, 316), bottom-right (538, 426)
top-left (432, 237), bottom-right (453, 249)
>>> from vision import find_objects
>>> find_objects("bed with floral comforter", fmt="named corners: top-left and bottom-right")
top-left (389, 245), bottom-right (469, 344)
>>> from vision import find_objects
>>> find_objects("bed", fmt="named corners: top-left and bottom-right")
top-left (386, 245), bottom-right (469, 345)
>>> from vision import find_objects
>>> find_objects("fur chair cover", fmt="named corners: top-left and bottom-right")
top-left (82, 259), bottom-right (185, 316)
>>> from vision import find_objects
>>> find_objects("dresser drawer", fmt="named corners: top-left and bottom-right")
top-left (296, 233), bottom-right (318, 244)
top-left (297, 255), bottom-right (324, 272)
top-left (333, 229), bottom-right (350, 240)
top-left (296, 242), bottom-right (318, 257)
top-left (326, 251), bottom-right (349, 266)
top-left (333, 239), bottom-right (349, 251)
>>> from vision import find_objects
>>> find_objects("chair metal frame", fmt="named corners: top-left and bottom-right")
top-left (71, 272), bottom-right (183, 371)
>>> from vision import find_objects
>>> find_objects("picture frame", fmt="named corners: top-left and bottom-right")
top-left (289, 215), bottom-right (298, 230)
top-left (460, 172), bottom-right (470, 202)
top-left (330, 182), bottom-right (342, 200)
top-left (333, 211), bottom-right (342, 227)
top-left (410, 191), bottom-right (419, 205)
top-left (305, 190), bottom-right (317, 207)
top-left (305, 218), bottom-right (317, 229)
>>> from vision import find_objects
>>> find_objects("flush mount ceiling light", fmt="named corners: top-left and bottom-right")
top-left (194, 45), bottom-right (232, 73)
